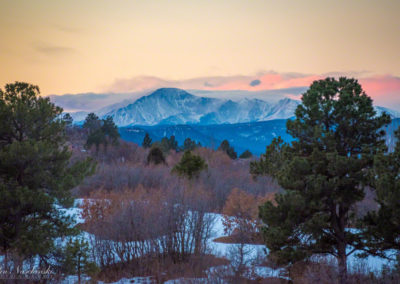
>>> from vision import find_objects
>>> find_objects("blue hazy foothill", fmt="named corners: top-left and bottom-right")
top-left (119, 119), bottom-right (293, 156)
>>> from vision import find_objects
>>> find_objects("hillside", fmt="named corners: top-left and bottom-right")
top-left (119, 119), bottom-right (292, 155)
top-left (120, 117), bottom-right (400, 155)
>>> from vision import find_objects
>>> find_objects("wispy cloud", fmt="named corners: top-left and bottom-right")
top-left (53, 24), bottom-right (82, 34)
top-left (33, 42), bottom-right (76, 56)
top-left (104, 72), bottom-right (400, 109)
top-left (105, 72), bottom-right (320, 93)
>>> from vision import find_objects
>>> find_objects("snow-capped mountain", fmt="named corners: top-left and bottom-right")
top-left (65, 88), bottom-right (400, 126)
top-left (104, 88), bottom-right (300, 126)
top-left (375, 106), bottom-right (400, 118)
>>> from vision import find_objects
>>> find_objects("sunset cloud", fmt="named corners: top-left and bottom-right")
top-left (33, 42), bottom-right (76, 56)
top-left (105, 72), bottom-right (400, 109)
top-left (360, 75), bottom-right (400, 109)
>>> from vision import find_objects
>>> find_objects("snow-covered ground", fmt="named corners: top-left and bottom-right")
top-left (59, 200), bottom-right (395, 283)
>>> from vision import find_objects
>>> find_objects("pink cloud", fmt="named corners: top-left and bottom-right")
top-left (360, 75), bottom-right (400, 96)
top-left (359, 75), bottom-right (400, 108)
top-left (105, 73), bottom-right (400, 109)
top-left (201, 73), bottom-right (320, 91)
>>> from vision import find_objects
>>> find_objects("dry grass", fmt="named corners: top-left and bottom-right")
top-left (213, 232), bottom-right (264, 245)
top-left (94, 254), bottom-right (229, 283)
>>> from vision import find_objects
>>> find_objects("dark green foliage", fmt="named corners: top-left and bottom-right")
top-left (84, 114), bottom-right (120, 152)
top-left (239, 150), bottom-right (252, 159)
top-left (219, 140), bottom-right (230, 152)
top-left (172, 150), bottom-right (207, 180)
top-left (250, 136), bottom-right (288, 177)
top-left (227, 148), bottom-right (237, 159)
top-left (218, 139), bottom-right (237, 159)
top-left (147, 146), bottom-right (166, 165)
top-left (83, 112), bottom-right (101, 133)
top-left (61, 238), bottom-right (99, 283)
top-left (101, 116), bottom-right (120, 147)
top-left (0, 82), bottom-right (95, 263)
top-left (142, 132), bottom-right (152, 148)
top-left (362, 128), bottom-right (400, 255)
top-left (86, 129), bottom-right (105, 152)
top-left (159, 135), bottom-right (178, 153)
top-left (258, 191), bottom-right (310, 265)
top-left (62, 113), bottom-right (73, 127)
top-left (252, 77), bottom-right (391, 283)
top-left (182, 137), bottom-right (201, 151)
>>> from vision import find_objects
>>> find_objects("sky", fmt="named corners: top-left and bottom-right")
top-left (1, 0), bottom-right (400, 106)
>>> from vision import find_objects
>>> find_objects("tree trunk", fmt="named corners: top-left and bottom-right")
top-left (78, 257), bottom-right (81, 284)
top-left (338, 242), bottom-right (347, 284)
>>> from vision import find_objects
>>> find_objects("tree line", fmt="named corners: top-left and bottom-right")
top-left (143, 133), bottom-right (252, 162)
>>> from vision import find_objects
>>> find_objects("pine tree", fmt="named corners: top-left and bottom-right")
top-left (101, 116), bottom-right (120, 150)
top-left (169, 135), bottom-right (178, 151)
top-left (83, 113), bottom-right (101, 134)
top-left (61, 238), bottom-right (98, 284)
top-left (183, 137), bottom-right (199, 151)
top-left (62, 113), bottom-right (73, 127)
top-left (84, 114), bottom-right (119, 152)
top-left (159, 135), bottom-right (178, 153)
top-left (219, 140), bottom-right (230, 152)
top-left (0, 82), bottom-right (95, 268)
top-left (218, 140), bottom-right (237, 159)
top-left (251, 77), bottom-right (390, 284)
top-left (362, 128), bottom-right (400, 255)
top-left (84, 113), bottom-right (103, 152)
top-left (239, 150), bottom-right (252, 159)
top-left (142, 132), bottom-right (152, 148)
top-left (172, 150), bottom-right (207, 180)
top-left (147, 146), bottom-right (166, 165)
top-left (86, 128), bottom-right (105, 152)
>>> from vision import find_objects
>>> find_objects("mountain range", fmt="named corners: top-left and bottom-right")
top-left (52, 87), bottom-right (400, 155)
top-left (103, 88), bottom-right (300, 126)
top-left (61, 88), bottom-right (400, 127)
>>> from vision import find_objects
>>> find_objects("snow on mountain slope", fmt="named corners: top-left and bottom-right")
top-left (66, 88), bottom-right (399, 126)
top-left (375, 106), bottom-right (400, 118)
top-left (104, 88), bottom-right (298, 126)
top-left (105, 88), bottom-right (218, 126)
top-left (262, 98), bottom-right (299, 120)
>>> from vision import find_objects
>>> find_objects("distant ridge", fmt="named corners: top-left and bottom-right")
top-left (119, 119), bottom-right (292, 155)
top-left (104, 88), bottom-right (300, 126)
top-left (119, 117), bottom-right (400, 156)
top-left (62, 88), bottom-right (400, 127)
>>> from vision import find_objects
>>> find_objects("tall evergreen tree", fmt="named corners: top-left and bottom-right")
top-left (251, 77), bottom-right (390, 284)
top-left (62, 113), bottom-right (73, 127)
top-left (362, 128), bottom-right (400, 256)
top-left (0, 82), bottom-right (95, 268)
top-left (182, 137), bottom-right (200, 151)
top-left (84, 114), bottom-right (119, 152)
top-left (218, 139), bottom-right (237, 159)
top-left (83, 113), bottom-right (101, 134)
top-left (167, 135), bottom-right (178, 151)
top-left (101, 116), bottom-right (120, 150)
top-left (159, 135), bottom-right (178, 153)
top-left (142, 132), bottom-right (152, 148)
